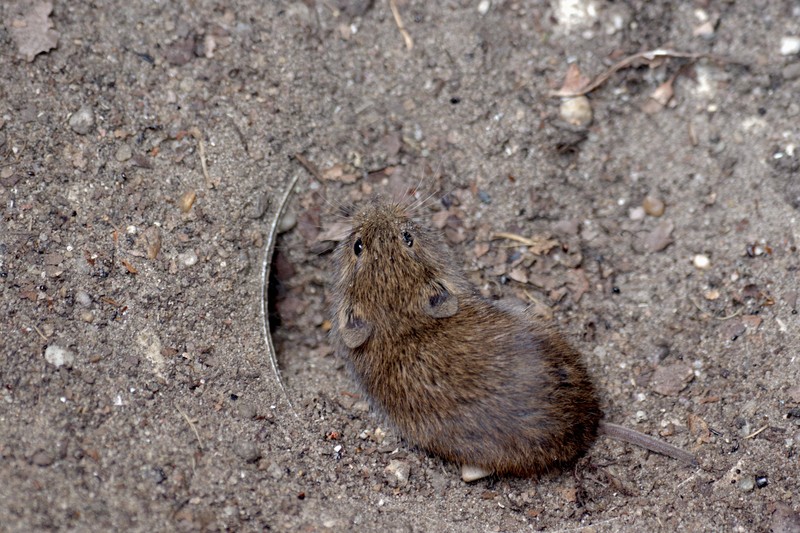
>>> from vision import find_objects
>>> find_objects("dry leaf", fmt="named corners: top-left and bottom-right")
top-left (320, 164), bottom-right (358, 184)
top-left (316, 221), bottom-right (351, 243)
top-left (557, 63), bottom-right (591, 95)
top-left (7, 1), bottom-right (60, 62)
top-left (473, 242), bottom-right (490, 258)
top-left (508, 267), bottom-right (528, 284)
top-left (565, 268), bottom-right (590, 303)
top-left (687, 413), bottom-right (713, 444)
top-left (643, 79), bottom-right (675, 114)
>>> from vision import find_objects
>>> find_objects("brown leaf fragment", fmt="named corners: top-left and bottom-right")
top-left (565, 268), bottom-right (590, 303)
top-left (508, 267), bottom-right (528, 284)
top-left (651, 363), bottom-right (693, 396)
top-left (741, 315), bottom-right (762, 331)
top-left (643, 79), bottom-right (675, 114)
top-left (557, 63), bottom-right (591, 95)
top-left (559, 487), bottom-right (578, 503)
top-left (7, 1), bottom-right (59, 62)
top-left (140, 226), bottom-right (162, 260)
top-left (320, 164), bottom-right (358, 184)
top-left (121, 259), bottom-right (138, 275)
top-left (687, 413), bottom-right (712, 443)
top-left (473, 242), bottom-right (490, 258)
top-left (644, 219), bottom-right (674, 252)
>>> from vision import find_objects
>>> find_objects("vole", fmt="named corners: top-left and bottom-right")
top-left (331, 198), bottom-right (696, 482)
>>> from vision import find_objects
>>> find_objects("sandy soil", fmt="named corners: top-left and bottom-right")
top-left (2, 1), bottom-right (800, 531)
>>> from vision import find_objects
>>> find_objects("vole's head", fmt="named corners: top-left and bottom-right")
top-left (332, 198), bottom-right (464, 349)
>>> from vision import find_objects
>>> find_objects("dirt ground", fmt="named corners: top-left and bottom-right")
top-left (2, 0), bottom-right (800, 531)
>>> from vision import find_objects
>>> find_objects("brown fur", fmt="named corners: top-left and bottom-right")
top-left (331, 199), bottom-right (602, 476)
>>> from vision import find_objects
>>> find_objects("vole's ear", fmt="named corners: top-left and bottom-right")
top-left (422, 281), bottom-right (459, 318)
top-left (339, 309), bottom-right (373, 349)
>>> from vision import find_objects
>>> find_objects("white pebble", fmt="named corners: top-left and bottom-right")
top-left (75, 290), bottom-right (92, 307)
top-left (780, 36), bottom-right (800, 56)
top-left (559, 96), bottom-right (593, 128)
top-left (478, 0), bottom-right (490, 15)
top-left (693, 254), bottom-right (711, 269)
top-left (629, 206), bottom-right (646, 220)
top-left (179, 250), bottom-right (199, 267)
top-left (68, 105), bottom-right (95, 135)
top-left (44, 345), bottom-right (75, 368)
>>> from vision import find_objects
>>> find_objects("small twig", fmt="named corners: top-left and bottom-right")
top-left (388, 0), bottom-right (413, 50)
top-left (492, 232), bottom-right (560, 255)
top-left (689, 297), bottom-right (744, 321)
top-left (32, 325), bottom-right (48, 341)
top-left (293, 153), bottom-right (324, 182)
top-left (260, 172), bottom-right (301, 417)
top-left (492, 231), bottom-right (538, 246)
top-left (744, 424), bottom-right (769, 440)
top-left (551, 49), bottom-right (710, 98)
top-left (189, 127), bottom-right (213, 189)
top-left (715, 307), bottom-right (744, 321)
top-left (176, 405), bottom-right (204, 449)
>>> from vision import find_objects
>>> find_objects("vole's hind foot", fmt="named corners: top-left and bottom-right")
top-left (461, 465), bottom-right (493, 482)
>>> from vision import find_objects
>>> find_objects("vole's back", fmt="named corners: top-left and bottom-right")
top-left (346, 293), bottom-right (602, 477)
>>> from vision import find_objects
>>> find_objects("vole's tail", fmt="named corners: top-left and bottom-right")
top-left (599, 421), bottom-right (697, 465)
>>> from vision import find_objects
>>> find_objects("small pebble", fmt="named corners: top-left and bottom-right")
top-left (115, 144), bottom-right (133, 162)
top-left (384, 459), bottom-right (411, 488)
top-left (237, 403), bottom-right (257, 420)
top-left (69, 105), bottom-right (94, 135)
top-left (755, 475), bottom-right (768, 488)
top-left (704, 289), bottom-right (720, 301)
top-left (80, 310), bottom-right (95, 323)
top-left (44, 345), bottom-right (75, 368)
top-left (693, 21), bottom-right (715, 39)
top-left (266, 461), bottom-right (284, 480)
top-left (629, 206), bottom-right (646, 221)
top-left (31, 450), bottom-right (55, 467)
top-left (278, 210), bottom-right (297, 233)
top-left (248, 193), bottom-right (270, 220)
top-left (75, 290), bottom-right (92, 307)
top-left (780, 36), bottom-right (800, 56)
top-left (650, 363), bottom-right (693, 396)
top-left (693, 254), bottom-right (711, 269)
top-left (235, 442), bottom-right (261, 463)
top-left (782, 62), bottom-right (800, 80)
top-left (559, 96), bottom-right (593, 128)
top-left (737, 477), bottom-right (755, 492)
top-left (477, 0), bottom-right (490, 15)
top-left (179, 190), bottom-right (196, 213)
top-left (644, 220), bottom-right (674, 252)
top-left (643, 195), bottom-right (665, 217)
top-left (179, 250), bottom-right (199, 267)
top-left (353, 400), bottom-right (370, 412)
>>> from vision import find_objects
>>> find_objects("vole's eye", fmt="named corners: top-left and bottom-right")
top-left (353, 238), bottom-right (363, 256)
top-left (402, 231), bottom-right (414, 247)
